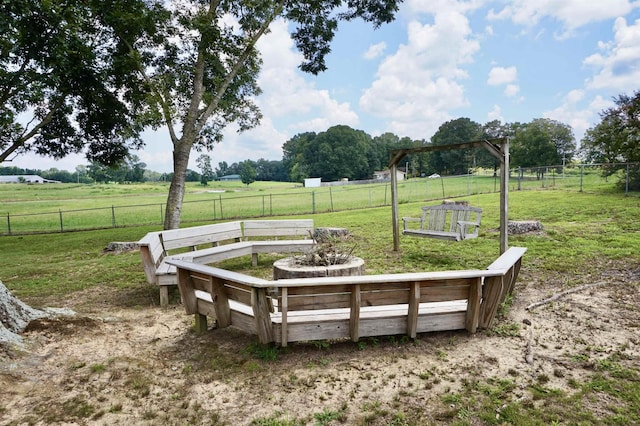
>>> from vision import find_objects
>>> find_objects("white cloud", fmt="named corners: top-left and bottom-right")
top-left (584, 17), bottom-right (640, 91)
top-left (487, 66), bottom-right (517, 85)
top-left (543, 92), bottom-right (614, 145)
top-left (363, 42), bottom-right (387, 60)
top-left (504, 84), bottom-right (520, 98)
top-left (359, 9), bottom-right (479, 140)
top-left (487, 104), bottom-right (504, 122)
top-left (489, 0), bottom-right (639, 36)
top-left (407, 0), bottom-right (485, 16)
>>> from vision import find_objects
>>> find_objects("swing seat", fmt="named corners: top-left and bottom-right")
top-left (402, 203), bottom-right (482, 241)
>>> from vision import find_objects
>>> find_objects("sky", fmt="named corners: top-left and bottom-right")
top-left (7, 0), bottom-right (640, 174)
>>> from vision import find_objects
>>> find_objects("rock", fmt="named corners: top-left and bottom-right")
top-left (312, 227), bottom-right (351, 243)
top-left (102, 241), bottom-right (140, 254)
top-left (508, 220), bottom-right (544, 235)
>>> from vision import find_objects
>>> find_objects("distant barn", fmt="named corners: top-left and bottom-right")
top-left (219, 174), bottom-right (241, 181)
top-left (0, 175), bottom-right (61, 184)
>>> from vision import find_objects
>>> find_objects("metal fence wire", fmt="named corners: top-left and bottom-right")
top-left (1, 163), bottom-right (637, 236)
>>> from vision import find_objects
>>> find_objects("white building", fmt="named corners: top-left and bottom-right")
top-left (0, 175), bottom-right (61, 184)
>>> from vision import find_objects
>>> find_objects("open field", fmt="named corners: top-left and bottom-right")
top-left (0, 167), bottom-right (627, 235)
top-left (1, 189), bottom-right (639, 424)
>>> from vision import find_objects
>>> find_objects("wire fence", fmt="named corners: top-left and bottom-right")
top-left (1, 163), bottom-right (637, 236)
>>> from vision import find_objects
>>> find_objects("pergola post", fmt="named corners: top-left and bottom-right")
top-left (391, 163), bottom-right (400, 252)
top-left (499, 138), bottom-right (509, 254)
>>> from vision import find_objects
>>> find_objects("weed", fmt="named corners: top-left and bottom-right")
top-left (89, 363), bottom-right (105, 373)
top-left (313, 404), bottom-right (347, 425)
top-left (490, 321), bottom-right (520, 337)
top-left (313, 340), bottom-right (331, 350)
top-left (244, 342), bottom-right (279, 361)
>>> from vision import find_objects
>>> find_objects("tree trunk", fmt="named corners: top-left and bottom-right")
top-left (0, 281), bottom-right (47, 346)
top-left (164, 141), bottom-right (192, 230)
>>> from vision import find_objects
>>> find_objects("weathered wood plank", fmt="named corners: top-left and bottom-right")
top-left (465, 277), bottom-right (482, 333)
top-left (177, 267), bottom-right (197, 315)
top-left (350, 284), bottom-right (361, 342)
top-left (211, 276), bottom-right (231, 328)
top-left (407, 282), bottom-right (420, 338)
top-left (280, 288), bottom-right (288, 347)
top-left (479, 275), bottom-right (504, 329)
top-left (252, 288), bottom-right (274, 344)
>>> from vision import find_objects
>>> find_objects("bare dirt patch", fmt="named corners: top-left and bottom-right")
top-left (1, 263), bottom-right (639, 425)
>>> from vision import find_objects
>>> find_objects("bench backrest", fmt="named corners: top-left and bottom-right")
top-left (138, 231), bottom-right (164, 284)
top-left (243, 219), bottom-right (314, 239)
top-left (160, 221), bottom-right (243, 252)
top-left (421, 204), bottom-right (482, 232)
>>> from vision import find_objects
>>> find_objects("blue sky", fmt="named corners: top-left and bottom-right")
top-left (9, 0), bottom-right (640, 173)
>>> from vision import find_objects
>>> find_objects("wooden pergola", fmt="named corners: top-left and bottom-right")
top-left (389, 137), bottom-right (510, 253)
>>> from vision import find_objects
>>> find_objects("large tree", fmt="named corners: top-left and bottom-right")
top-left (510, 118), bottom-right (576, 175)
top-left (111, 0), bottom-right (401, 228)
top-left (581, 91), bottom-right (640, 189)
top-left (0, 0), bottom-right (149, 166)
top-left (428, 117), bottom-right (482, 175)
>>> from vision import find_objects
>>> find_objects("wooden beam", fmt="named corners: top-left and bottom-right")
top-left (349, 284), bottom-right (361, 342)
top-left (251, 288), bottom-right (274, 344)
top-left (388, 138), bottom-right (507, 167)
top-left (465, 277), bottom-right (482, 333)
top-left (500, 139), bottom-right (509, 254)
top-left (211, 276), bottom-right (231, 328)
top-left (280, 287), bottom-right (288, 347)
top-left (391, 163), bottom-right (400, 252)
top-left (407, 282), bottom-right (420, 338)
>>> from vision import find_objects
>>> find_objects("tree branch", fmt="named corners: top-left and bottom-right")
top-left (194, 0), bottom-right (285, 133)
top-left (525, 281), bottom-right (609, 311)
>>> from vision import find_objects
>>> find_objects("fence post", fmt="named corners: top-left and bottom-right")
top-left (312, 191), bottom-right (316, 214)
top-left (517, 167), bottom-right (521, 191)
top-left (111, 205), bottom-right (116, 228)
top-left (6, 213), bottom-right (10, 235)
top-left (329, 187), bottom-right (334, 212)
top-left (545, 167), bottom-right (549, 188)
top-left (213, 199), bottom-right (216, 221)
top-left (219, 194), bottom-right (223, 219)
top-left (626, 163), bottom-right (630, 195)
top-left (59, 209), bottom-right (64, 232)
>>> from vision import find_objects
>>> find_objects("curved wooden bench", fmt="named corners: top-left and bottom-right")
top-left (138, 220), bottom-right (315, 306)
top-left (166, 247), bottom-right (526, 346)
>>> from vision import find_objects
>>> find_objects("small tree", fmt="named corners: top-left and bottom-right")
top-left (240, 161), bottom-right (257, 186)
top-left (196, 154), bottom-right (213, 186)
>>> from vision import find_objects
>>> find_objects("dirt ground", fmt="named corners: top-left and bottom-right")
top-left (1, 262), bottom-right (639, 425)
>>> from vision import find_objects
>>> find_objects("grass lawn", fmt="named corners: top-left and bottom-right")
top-left (0, 188), bottom-right (639, 425)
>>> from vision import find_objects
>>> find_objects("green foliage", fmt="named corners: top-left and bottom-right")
top-left (510, 118), bottom-right (576, 170)
top-left (429, 117), bottom-right (483, 175)
top-left (581, 90), bottom-right (640, 190)
top-left (240, 161), bottom-right (257, 186)
top-left (0, 0), bottom-right (147, 165)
